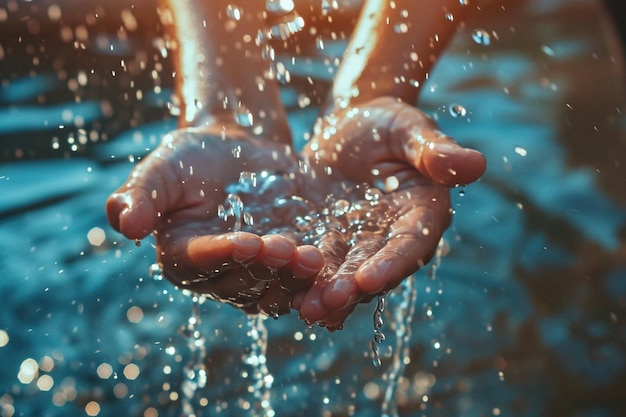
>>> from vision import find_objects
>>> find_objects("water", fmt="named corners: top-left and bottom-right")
top-left (471, 29), bottom-right (491, 46)
top-left (179, 294), bottom-right (209, 417)
top-left (242, 316), bottom-right (274, 417)
top-left (371, 294), bottom-right (388, 368)
top-left (2, 1), bottom-right (625, 416)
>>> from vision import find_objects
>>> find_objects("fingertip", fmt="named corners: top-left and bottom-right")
top-left (260, 235), bottom-right (296, 269)
top-left (424, 143), bottom-right (487, 187)
top-left (298, 286), bottom-right (328, 324)
top-left (229, 232), bottom-right (264, 263)
top-left (106, 192), bottom-right (155, 239)
top-left (321, 277), bottom-right (358, 310)
top-left (105, 193), bottom-right (128, 233)
top-left (355, 259), bottom-right (391, 294)
top-left (292, 245), bottom-right (324, 279)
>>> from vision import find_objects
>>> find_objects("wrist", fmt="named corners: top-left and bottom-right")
top-left (163, 0), bottom-right (291, 143)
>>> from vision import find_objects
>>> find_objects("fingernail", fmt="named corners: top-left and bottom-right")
top-left (357, 259), bottom-right (390, 293)
top-left (229, 233), bottom-right (261, 262)
top-left (433, 142), bottom-right (461, 156)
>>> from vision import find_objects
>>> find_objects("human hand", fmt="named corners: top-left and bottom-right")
top-left (294, 97), bottom-right (486, 330)
top-left (105, 124), bottom-right (324, 317)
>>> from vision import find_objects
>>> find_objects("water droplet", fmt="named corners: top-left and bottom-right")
top-left (238, 171), bottom-right (257, 189)
top-left (265, 0), bottom-right (294, 14)
top-left (459, 0), bottom-right (469, 5)
top-left (261, 43), bottom-right (275, 61)
top-left (514, 146), bottom-right (527, 157)
top-left (394, 23), bottom-right (409, 34)
top-left (321, 0), bottom-right (339, 14)
top-left (365, 188), bottom-right (383, 203)
top-left (383, 176), bottom-right (399, 192)
top-left (371, 128), bottom-right (381, 142)
top-left (471, 29), bottom-right (491, 46)
top-left (226, 5), bottom-right (242, 21)
top-left (332, 199), bottom-right (350, 216)
top-left (235, 104), bottom-right (254, 127)
top-left (232, 145), bottom-right (242, 158)
top-left (149, 263), bottom-right (163, 281)
top-left (449, 103), bottom-right (467, 118)
top-left (445, 12), bottom-right (454, 21)
top-left (541, 45), bottom-right (555, 56)
top-left (316, 36), bottom-right (325, 50)
top-left (267, 13), bottom-right (305, 40)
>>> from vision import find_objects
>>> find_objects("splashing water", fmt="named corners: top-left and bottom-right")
top-left (371, 293), bottom-right (388, 368)
top-left (235, 104), bottom-right (254, 127)
top-left (219, 172), bottom-right (276, 416)
top-left (180, 292), bottom-right (209, 417)
top-left (149, 262), bottom-right (164, 281)
top-left (471, 29), bottom-right (491, 46)
top-left (218, 172), bottom-right (257, 232)
top-left (380, 238), bottom-right (446, 417)
top-left (242, 315), bottom-right (275, 417)
top-left (380, 276), bottom-right (417, 417)
top-left (449, 103), bottom-right (467, 118)
top-left (265, 0), bottom-right (295, 14)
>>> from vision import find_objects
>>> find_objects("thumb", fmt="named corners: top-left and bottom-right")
top-left (106, 152), bottom-right (182, 240)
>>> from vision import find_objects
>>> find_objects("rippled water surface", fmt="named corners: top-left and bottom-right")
top-left (1, 0), bottom-right (625, 416)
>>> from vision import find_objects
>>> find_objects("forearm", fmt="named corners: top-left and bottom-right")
top-left (160, 0), bottom-right (290, 143)
top-left (332, 0), bottom-right (474, 107)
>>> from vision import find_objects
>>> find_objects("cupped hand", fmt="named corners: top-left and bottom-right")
top-left (106, 124), bottom-right (324, 316)
top-left (295, 97), bottom-right (486, 330)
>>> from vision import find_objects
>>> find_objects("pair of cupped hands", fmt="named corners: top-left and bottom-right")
top-left (106, 97), bottom-right (486, 330)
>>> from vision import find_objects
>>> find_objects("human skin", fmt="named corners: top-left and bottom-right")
top-left (294, 0), bottom-right (486, 328)
top-left (107, 0), bottom-right (324, 315)
top-left (106, 0), bottom-right (486, 327)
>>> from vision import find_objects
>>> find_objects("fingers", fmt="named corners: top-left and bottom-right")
top-left (184, 232), bottom-right (324, 317)
top-left (297, 201), bottom-right (446, 329)
top-left (320, 233), bottom-right (385, 309)
top-left (380, 99), bottom-right (486, 187)
top-left (355, 204), bottom-right (445, 294)
top-left (298, 227), bottom-right (350, 323)
top-left (187, 232), bottom-right (264, 272)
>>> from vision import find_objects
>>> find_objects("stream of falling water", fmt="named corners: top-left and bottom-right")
top-left (180, 293), bottom-right (209, 417)
top-left (242, 315), bottom-right (275, 417)
top-left (379, 238), bottom-right (446, 417)
top-left (150, 163), bottom-right (447, 416)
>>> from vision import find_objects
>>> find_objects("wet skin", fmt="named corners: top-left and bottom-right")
top-left (295, 97), bottom-right (486, 329)
top-left (106, 97), bottom-right (485, 329)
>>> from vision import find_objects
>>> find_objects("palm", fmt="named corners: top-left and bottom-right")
top-left (294, 98), bottom-right (485, 329)
top-left (106, 125), bottom-right (324, 317)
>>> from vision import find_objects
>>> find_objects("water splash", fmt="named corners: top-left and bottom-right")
top-left (218, 172), bottom-right (257, 232)
top-left (149, 262), bottom-right (164, 281)
top-left (235, 104), bottom-right (254, 127)
top-left (380, 276), bottom-right (417, 417)
top-left (265, 0), bottom-right (294, 14)
top-left (180, 293), bottom-right (209, 417)
top-left (449, 103), bottom-right (467, 118)
top-left (243, 315), bottom-right (275, 417)
top-left (380, 238), bottom-right (446, 417)
top-left (259, 0), bottom-right (305, 43)
top-left (471, 29), bottom-right (491, 46)
top-left (371, 293), bottom-right (388, 368)
top-left (226, 4), bottom-right (242, 21)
